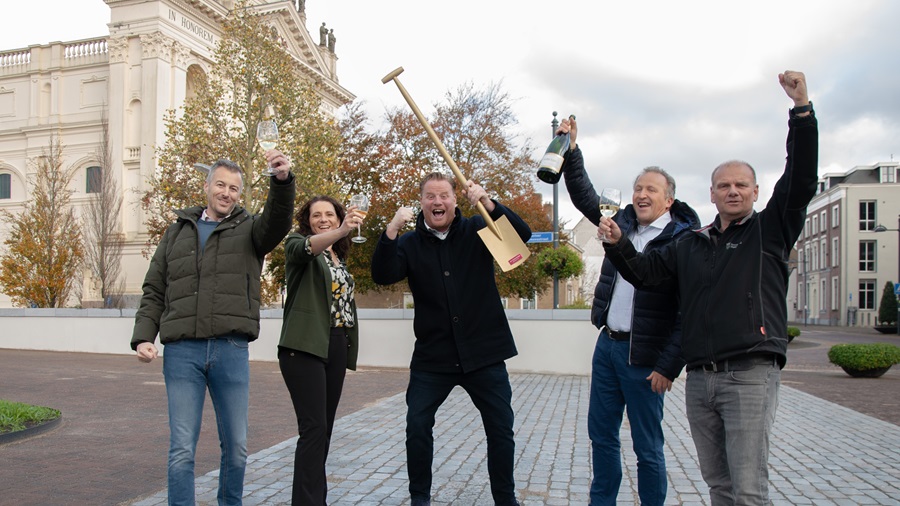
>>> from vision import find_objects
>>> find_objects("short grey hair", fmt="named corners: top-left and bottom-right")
top-left (206, 159), bottom-right (244, 190)
top-left (711, 160), bottom-right (756, 185)
top-left (634, 166), bottom-right (676, 200)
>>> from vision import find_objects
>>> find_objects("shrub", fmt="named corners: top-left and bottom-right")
top-left (560, 298), bottom-right (590, 309)
top-left (877, 280), bottom-right (898, 325)
top-left (787, 326), bottom-right (801, 339)
top-left (535, 247), bottom-right (584, 279)
top-left (827, 343), bottom-right (900, 371)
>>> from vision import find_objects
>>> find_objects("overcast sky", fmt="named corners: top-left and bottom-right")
top-left (3, 0), bottom-right (899, 226)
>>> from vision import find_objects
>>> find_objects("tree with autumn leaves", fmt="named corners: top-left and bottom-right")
top-left (326, 83), bottom-right (557, 300)
top-left (143, 3), bottom-right (342, 249)
top-left (145, 4), bottom-right (569, 304)
top-left (0, 134), bottom-right (84, 307)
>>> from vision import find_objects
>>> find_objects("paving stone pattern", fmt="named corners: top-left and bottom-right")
top-left (129, 374), bottom-right (900, 505)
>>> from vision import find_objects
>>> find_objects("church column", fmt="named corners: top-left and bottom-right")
top-left (106, 36), bottom-right (134, 238)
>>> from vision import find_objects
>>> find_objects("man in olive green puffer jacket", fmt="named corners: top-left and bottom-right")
top-left (131, 153), bottom-right (294, 505)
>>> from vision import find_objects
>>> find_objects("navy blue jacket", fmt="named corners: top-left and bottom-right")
top-left (604, 112), bottom-right (818, 369)
top-left (371, 202), bottom-right (532, 373)
top-left (563, 148), bottom-right (699, 379)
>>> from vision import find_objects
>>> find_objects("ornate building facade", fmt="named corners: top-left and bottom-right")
top-left (0, 0), bottom-right (353, 307)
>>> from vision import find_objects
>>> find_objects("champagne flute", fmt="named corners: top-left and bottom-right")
top-left (256, 117), bottom-right (279, 176)
top-left (598, 188), bottom-right (622, 243)
top-left (348, 194), bottom-right (369, 243)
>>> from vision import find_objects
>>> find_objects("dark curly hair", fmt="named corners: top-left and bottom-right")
top-left (296, 195), bottom-right (351, 261)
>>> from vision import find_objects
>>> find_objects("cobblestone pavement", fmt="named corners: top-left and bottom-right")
top-left (129, 373), bottom-right (900, 505)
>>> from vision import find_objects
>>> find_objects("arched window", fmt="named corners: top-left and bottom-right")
top-left (86, 166), bottom-right (102, 193)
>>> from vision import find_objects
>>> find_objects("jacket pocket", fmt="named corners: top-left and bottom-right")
top-left (746, 292), bottom-right (755, 333)
top-left (246, 274), bottom-right (252, 313)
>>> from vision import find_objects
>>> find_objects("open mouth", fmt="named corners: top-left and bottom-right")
top-left (432, 209), bottom-right (446, 219)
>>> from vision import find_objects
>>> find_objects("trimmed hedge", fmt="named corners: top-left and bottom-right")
top-left (827, 343), bottom-right (900, 371)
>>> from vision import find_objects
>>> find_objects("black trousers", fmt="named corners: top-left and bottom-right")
top-left (406, 362), bottom-right (517, 505)
top-left (278, 328), bottom-right (349, 505)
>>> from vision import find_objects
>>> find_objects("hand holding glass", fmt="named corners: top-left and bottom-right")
top-left (257, 120), bottom-right (279, 176)
top-left (598, 188), bottom-right (621, 243)
top-left (348, 194), bottom-right (369, 243)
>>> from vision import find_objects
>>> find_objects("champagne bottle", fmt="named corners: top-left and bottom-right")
top-left (536, 115), bottom-right (575, 184)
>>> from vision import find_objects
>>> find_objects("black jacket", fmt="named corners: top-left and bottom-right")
top-left (371, 202), bottom-right (531, 373)
top-left (563, 147), bottom-right (700, 379)
top-left (604, 112), bottom-right (818, 369)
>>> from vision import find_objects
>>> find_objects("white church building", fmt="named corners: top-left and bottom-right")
top-left (0, 0), bottom-right (354, 307)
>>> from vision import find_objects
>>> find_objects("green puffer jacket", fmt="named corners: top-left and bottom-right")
top-left (131, 176), bottom-right (295, 348)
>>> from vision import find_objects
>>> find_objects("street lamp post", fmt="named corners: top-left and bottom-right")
top-left (550, 112), bottom-right (560, 309)
top-left (873, 213), bottom-right (900, 334)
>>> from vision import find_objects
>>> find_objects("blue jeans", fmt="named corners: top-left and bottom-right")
top-left (163, 337), bottom-right (250, 506)
top-left (685, 363), bottom-right (780, 506)
top-left (588, 330), bottom-right (666, 506)
top-left (406, 363), bottom-right (518, 506)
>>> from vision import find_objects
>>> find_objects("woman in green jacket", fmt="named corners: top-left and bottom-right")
top-left (279, 195), bottom-right (363, 505)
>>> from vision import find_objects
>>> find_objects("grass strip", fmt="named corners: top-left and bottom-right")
top-left (0, 399), bottom-right (61, 434)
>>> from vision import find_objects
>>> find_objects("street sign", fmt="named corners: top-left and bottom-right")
top-left (895, 283), bottom-right (900, 295)
top-left (528, 232), bottom-right (554, 243)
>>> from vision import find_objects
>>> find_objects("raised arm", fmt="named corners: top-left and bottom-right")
top-left (372, 207), bottom-right (415, 285)
top-left (252, 150), bottom-right (296, 256)
top-left (767, 71), bottom-right (819, 246)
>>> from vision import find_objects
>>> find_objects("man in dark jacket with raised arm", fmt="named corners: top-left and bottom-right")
top-left (131, 152), bottom-right (295, 506)
top-left (555, 119), bottom-right (700, 505)
top-left (599, 71), bottom-right (818, 505)
top-left (372, 172), bottom-right (530, 506)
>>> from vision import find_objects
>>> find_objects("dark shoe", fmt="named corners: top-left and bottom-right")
top-left (411, 498), bottom-right (431, 506)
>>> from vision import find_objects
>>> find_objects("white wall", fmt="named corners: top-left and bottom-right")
top-left (0, 309), bottom-right (598, 376)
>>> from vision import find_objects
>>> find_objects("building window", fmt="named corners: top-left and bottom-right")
top-left (86, 166), bottom-right (102, 194)
top-left (819, 238), bottom-right (826, 269)
top-left (859, 201), bottom-right (875, 231)
top-left (820, 210), bottom-right (827, 230)
top-left (819, 278), bottom-right (826, 313)
top-left (881, 165), bottom-right (897, 183)
top-left (0, 173), bottom-right (9, 199)
top-left (520, 293), bottom-right (537, 310)
top-left (831, 205), bottom-right (839, 228)
top-left (831, 277), bottom-right (839, 310)
top-left (859, 280), bottom-right (875, 310)
top-left (812, 214), bottom-right (818, 235)
top-left (500, 297), bottom-right (509, 309)
top-left (859, 240), bottom-right (876, 272)
top-left (811, 242), bottom-right (819, 271)
top-left (831, 237), bottom-right (839, 267)
top-left (804, 218), bottom-right (810, 238)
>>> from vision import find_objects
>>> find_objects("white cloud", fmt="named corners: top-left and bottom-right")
top-left (3, 0), bottom-right (898, 226)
